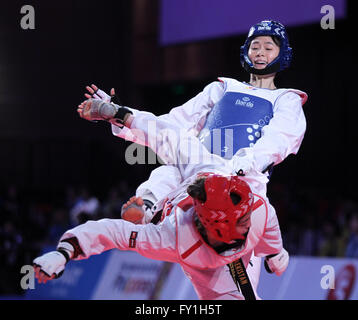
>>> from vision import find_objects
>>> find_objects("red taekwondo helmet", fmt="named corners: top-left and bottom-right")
top-left (193, 174), bottom-right (254, 244)
top-left (240, 20), bottom-right (292, 75)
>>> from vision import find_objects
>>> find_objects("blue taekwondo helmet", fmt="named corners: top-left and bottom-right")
top-left (240, 20), bottom-right (292, 75)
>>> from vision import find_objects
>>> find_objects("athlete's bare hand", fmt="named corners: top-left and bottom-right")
top-left (84, 84), bottom-right (115, 101)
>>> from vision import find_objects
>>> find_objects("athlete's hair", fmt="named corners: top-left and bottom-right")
top-left (187, 177), bottom-right (206, 203)
top-left (249, 35), bottom-right (281, 48)
top-left (272, 36), bottom-right (281, 47)
top-left (187, 177), bottom-right (242, 205)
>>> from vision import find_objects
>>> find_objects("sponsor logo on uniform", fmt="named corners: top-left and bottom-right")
top-left (235, 96), bottom-right (254, 108)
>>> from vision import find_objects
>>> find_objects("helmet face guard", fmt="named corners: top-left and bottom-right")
top-left (193, 174), bottom-right (254, 244)
top-left (240, 20), bottom-right (292, 75)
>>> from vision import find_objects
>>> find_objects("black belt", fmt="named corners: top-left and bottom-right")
top-left (227, 258), bottom-right (256, 300)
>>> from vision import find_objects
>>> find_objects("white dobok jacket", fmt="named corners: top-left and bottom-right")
top-left (111, 77), bottom-right (307, 204)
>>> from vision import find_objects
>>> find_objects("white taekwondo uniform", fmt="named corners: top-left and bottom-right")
top-left (59, 109), bottom-right (284, 300)
top-left (111, 77), bottom-right (307, 204)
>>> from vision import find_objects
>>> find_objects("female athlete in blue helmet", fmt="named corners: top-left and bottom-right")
top-left (75, 20), bottom-right (307, 298)
top-left (78, 20), bottom-right (307, 225)
top-left (240, 20), bottom-right (292, 77)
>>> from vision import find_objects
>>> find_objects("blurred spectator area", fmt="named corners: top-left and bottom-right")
top-left (0, 0), bottom-right (357, 296)
top-left (1, 176), bottom-right (357, 295)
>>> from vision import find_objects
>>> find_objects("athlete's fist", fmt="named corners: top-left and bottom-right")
top-left (121, 196), bottom-right (145, 224)
top-left (33, 251), bottom-right (67, 283)
top-left (264, 248), bottom-right (289, 276)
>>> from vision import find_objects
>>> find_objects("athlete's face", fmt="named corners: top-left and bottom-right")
top-left (248, 36), bottom-right (280, 70)
top-left (235, 212), bottom-right (251, 237)
top-left (204, 211), bottom-right (252, 244)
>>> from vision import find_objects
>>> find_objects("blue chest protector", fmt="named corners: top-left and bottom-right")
top-left (198, 92), bottom-right (273, 159)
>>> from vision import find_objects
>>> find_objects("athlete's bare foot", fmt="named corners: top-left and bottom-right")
top-left (121, 196), bottom-right (145, 224)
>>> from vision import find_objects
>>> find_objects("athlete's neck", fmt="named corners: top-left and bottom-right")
top-left (249, 73), bottom-right (277, 90)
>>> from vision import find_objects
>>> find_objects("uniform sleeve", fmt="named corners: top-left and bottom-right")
top-left (157, 81), bottom-right (224, 134)
top-left (111, 81), bottom-right (224, 141)
top-left (111, 81), bottom-right (224, 204)
top-left (59, 217), bottom-right (179, 263)
top-left (136, 165), bottom-right (183, 203)
top-left (234, 91), bottom-right (307, 173)
top-left (254, 205), bottom-right (283, 257)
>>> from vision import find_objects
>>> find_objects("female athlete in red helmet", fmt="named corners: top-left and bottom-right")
top-left (33, 97), bottom-right (289, 300)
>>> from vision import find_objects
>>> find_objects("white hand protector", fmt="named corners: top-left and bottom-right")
top-left (33, 241), bottom-right (74, 283)
top-left (83, 99), bottom-right (119, 121)
top-left (33, 251), bottom-right (67, 280)
top-left (265, 248), bottom-right (289, 276)
top-left (78, 99), bottom-right (132, 127)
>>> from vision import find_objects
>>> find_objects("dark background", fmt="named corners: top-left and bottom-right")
top-left (0, 0), bottom-right (356, 295)
top-left (0, 0), bottom-right (355, 198)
